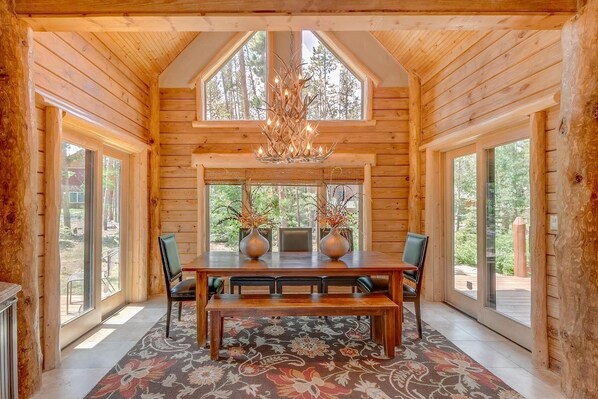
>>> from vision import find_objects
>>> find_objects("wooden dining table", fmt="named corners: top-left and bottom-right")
top-left (183, 251), bottom-right (417, 347)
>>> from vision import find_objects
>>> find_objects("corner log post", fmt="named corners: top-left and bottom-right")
top-left (148, 77), bottom-right (164, 295)
top-left (0, 2), bottom-right (42, 397)
top-left (556, 0), bottom-right (598, 397)
top-left (408, 74), bottom-right (422, 234)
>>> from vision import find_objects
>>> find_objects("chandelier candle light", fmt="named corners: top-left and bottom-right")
top-left (256, 57), bottom-right (335, 164)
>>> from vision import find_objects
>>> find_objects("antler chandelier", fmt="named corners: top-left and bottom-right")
top-left (256, 57), bottom-right (335, 164)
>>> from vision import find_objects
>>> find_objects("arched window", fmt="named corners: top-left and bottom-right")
top-left (204, 32), bottom-right (267, 121)
top-left (301, 31), bottom-right (363, 120)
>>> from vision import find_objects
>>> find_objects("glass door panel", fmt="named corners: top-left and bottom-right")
top-left (452, 153), bottom-right (478, 300)
top-left (60, 142), bottom-right (95, 325)
top-left (101, 155), bottom-right (122, 300)
top-left (485, 139), bottom-right (531, 327)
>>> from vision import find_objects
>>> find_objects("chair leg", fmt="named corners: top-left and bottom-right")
top-left (178, 301), bottom-right (183, 321)
top-left (166, 299), bottom-right (172, 338)
top-left (269, 282), bottom-right (276, 294)
top-left (229, 282), bottom-right (235, 294)
top-left (220, 316), bottom-right (224, 346)
top-left (415, 298), bottom-right (423, 338)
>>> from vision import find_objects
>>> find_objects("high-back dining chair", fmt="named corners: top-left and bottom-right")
top-left (320, 228), bottom-right (359, 293)
top-left (356, 232), bottom-right (429, 338)
top-left (159, 233), bottom-right (224, 338)
top-left (276, 228), bottom-right (322, 293)
top-left (229, 228), bottom-right (276, 294)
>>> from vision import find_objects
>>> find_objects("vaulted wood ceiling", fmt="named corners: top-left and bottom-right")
top-left (92, 30), bottom-right (509, 86)
top-left (93, 32), bottom-right (199, 81)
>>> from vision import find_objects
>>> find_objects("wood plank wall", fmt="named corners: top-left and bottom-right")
top-left (33, 32), bottom-right (150, 142)
top-left (158, 87), bottom-right (410, 266)
top-left (419, 31), bottom-right (562, 371)
top-left (421, 31), bottom-right (562, 142)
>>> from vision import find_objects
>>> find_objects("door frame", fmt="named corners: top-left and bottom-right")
top-left (444, 144), bottom-right (478, 318)
top-left (441, 123), bottom-right (533, 349)
top-left (59, 132), bottom-right (104, 348)
top-left (100, 146), bottom-right (130, 318)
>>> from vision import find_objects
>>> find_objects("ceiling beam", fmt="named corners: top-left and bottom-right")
top-left (15, 0), bottom-right (576, 31)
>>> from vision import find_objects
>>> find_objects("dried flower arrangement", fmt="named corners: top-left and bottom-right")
top-left (315, 185), bottom-right (359, 229)
top-left (218, 185), bottom-right (275, 229)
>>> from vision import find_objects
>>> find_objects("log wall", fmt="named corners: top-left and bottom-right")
top-left (158, 87), bottom-right (410, 270)
top-left (419, 32), bottom-right (563, 372)
top-left (33, 32), bottom-right (150, 142)
top-left (421, 31), bottom-right (562, 142)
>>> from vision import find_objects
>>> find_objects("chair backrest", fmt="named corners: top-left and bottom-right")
top-left (279, 228), bottom-right (313, 252)
top-left (158, 234), bottom-right (183, 289)
top-left (239, 228), bottom-right (273, 252)
top-left (319, 228), bottom-right (354, 251)
top-left (402, 232), bottom-right (429, 291)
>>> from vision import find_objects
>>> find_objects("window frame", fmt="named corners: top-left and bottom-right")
top-left (191, 31), bottom-right (379, 127)
top-left (205, 180), bottom-right (364, 252)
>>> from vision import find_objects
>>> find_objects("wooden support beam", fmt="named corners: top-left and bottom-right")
top-left (0, 3), bottom-right (42, 396)
top-left (556, 0), bottom-right (598, 397)
top-left (363, 163), bottom-right (373, 251)
top-left (408, 74), bottom-right (422, 234)
top-left (15, 1), bottom-right (576, 31)
top-left (530, 111), bottom-right (548, 369)
top-left (43, 106), bottom-right (62, 371)
top-left (423, 149), bottom-right (443, 302)
top-left (197, 165), bottom-right (207, 255)
top-left (148, 78), bottom-right (163, 295)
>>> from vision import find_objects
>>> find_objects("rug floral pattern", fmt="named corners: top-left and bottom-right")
top-left (86, 306), bottom-right (524, 399)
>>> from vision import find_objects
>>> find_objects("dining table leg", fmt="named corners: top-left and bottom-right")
top-left (389, 271), bottom-right (404, 346)
top-left (196, 271), bottom-right (208, 346)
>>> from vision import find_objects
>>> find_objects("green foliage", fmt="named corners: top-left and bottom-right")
top-left (205, 32), bottom-right (267, 120)
top-left (452, 140), bottom-right (530, 277)
top-left (302, 32), bottom-right (362, 120)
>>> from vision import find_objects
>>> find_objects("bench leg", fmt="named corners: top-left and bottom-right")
top-left (210, 311), bottom-right (221, 360)
top-left (383, 309), bottom-right (396, 358)
top-left (371, 315), bottom-right (383, 344)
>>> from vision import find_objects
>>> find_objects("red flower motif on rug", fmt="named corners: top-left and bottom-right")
top-left (90, 357), bottom-right (174, 398)
top-left (267, 367), bottom-right (352, 399)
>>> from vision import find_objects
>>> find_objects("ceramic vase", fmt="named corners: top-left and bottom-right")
top-left (320, 227), bottom-right (350, 260)
top-left (240, 227), bottom-right (269, 260)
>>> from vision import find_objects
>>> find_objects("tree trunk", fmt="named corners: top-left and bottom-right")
top-left (0, 3), bottom-right (42, 397)
top-left (238, 47), bottom-right (250, 119)
top-left (62, 144), bottom-right (71, 229)
top-left (556, 1), bottom-right (598, 397)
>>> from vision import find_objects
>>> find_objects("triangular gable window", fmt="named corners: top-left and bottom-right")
top-left (204, 32), bottom-right (267, 121)
top-left (301, 31), bottom-right (363, 120)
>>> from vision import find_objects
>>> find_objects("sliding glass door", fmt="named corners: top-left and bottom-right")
top-left (445, 132), bottom-right (532, 348)
top-left (60, 139), bottom-right (128, 347)
top-left (445, 146), bottom-right (479, 316)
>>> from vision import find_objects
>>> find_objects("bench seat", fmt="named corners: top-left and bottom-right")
top-left (206, 293), bottom-right (398, 359)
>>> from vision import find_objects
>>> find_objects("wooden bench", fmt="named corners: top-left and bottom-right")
top-left (206, 293), bottom-right (399, 360)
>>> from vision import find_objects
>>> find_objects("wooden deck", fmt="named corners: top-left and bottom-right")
top-left (455, 265), bottom-right (531, 326)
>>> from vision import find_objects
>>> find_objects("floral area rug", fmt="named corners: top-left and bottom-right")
top-left (85, 305), bottom-right (524, 399)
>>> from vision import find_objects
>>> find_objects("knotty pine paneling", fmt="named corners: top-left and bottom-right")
top-left (33, 32), bottom-right (150, 142)
top-left (421, 31), bottom-right (561, 143)
top-left (159, 87), bottom-right (410, 263)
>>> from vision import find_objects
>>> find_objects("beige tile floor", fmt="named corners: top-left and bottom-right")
top-left (33, 297), bottom-right (564, 399)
